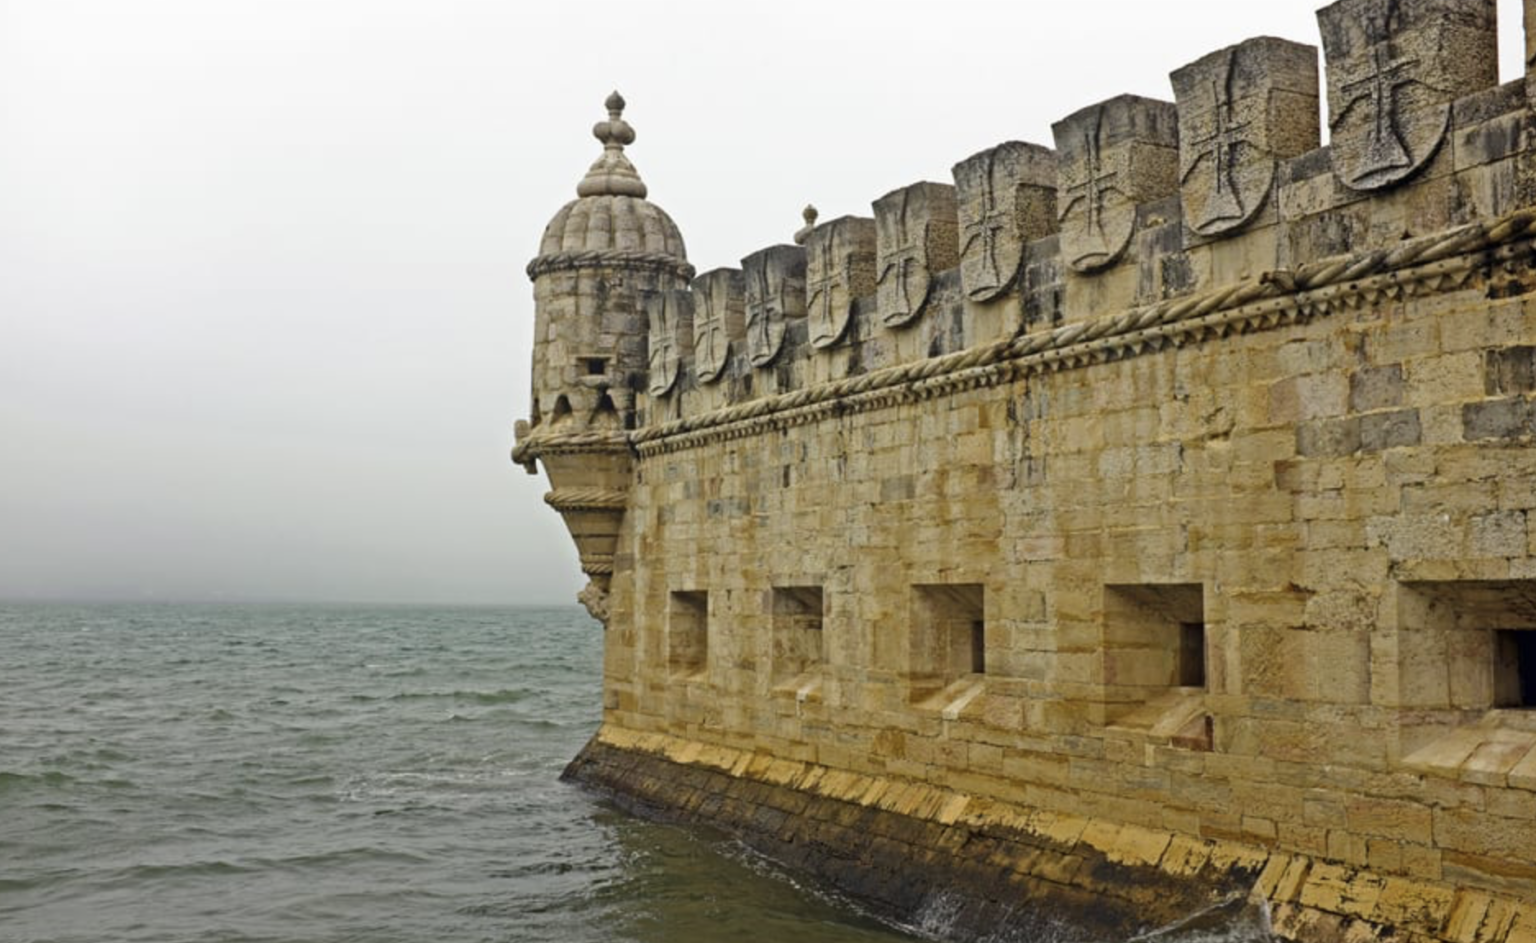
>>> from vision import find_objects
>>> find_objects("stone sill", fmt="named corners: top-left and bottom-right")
top-left (1402, 711), bottom-right (1536, 789)
top-left (1107, 688), bottom-right (1214, 751)
top-left (770, 672), bottom-right (823, 705)
top-left (914, 675), bottom-right (988, 720)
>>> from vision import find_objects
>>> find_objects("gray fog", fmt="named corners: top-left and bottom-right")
top-left (0, 1), bottom-right (1525, 605)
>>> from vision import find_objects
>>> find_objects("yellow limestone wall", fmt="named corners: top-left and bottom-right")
top-left (529, 3), bottom-right (1536, 939)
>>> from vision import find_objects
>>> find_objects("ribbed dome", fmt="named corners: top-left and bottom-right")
top-left (528, 92), bottom-right (690, 279)
top-left (538, 194), bottom-right (687, 258)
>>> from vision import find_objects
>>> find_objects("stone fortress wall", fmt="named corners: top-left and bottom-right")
top-left (515, 1), bottom-right (1536, 939)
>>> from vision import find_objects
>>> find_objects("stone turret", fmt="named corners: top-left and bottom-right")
top-left (513, 92), bottom-right (693, 622)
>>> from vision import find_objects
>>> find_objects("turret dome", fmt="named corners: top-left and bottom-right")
top-left (528, 92), bottom-right (692, 280)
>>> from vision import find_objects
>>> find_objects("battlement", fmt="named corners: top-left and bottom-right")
top-left (521, 0), bottom-right (1531, 444)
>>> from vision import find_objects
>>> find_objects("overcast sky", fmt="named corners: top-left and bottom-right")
top-left (0, 1), bottom-right (1526, 605)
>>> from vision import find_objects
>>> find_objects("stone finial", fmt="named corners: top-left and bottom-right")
top-left (794, 205), bottom-right (819, 246)
top-left (577, 90), bottom-right (649, 199)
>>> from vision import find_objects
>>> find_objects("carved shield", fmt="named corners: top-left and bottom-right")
top-left (874, 182), bottom-right (958, 328)
top-left (690, 268), bottom-right (744, 384)
top-left (953, 142), bottom-right (1058, 301)
top-left (805, 216), bottom-right (876, 349)
top-left (1173, 39), bottom-right (1319, 237)
top-left (644, 287), bottom-right (693, 397)
top-left (1319, 0), bottom-right (1495, 192)
top-left (742, 245), bottom-right (806, 368)
top-left (1052, 97), bottom-right (1178, 273)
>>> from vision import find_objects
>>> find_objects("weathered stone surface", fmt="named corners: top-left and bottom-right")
top-left (690, 268), bottom-right (744, 384)
top-left (804, 215), bottom-right (875, 349)
top-left (644, 287), bottom-right (692, 397)
top-left (1318, 0), bottom-right (1498, 191)
top-left (952, 142), bottom-right (1058, 300)
top-left (873, 182), bottom-right (959, 327)
top-left (521, 13), bottom-right (1536, 943)
top-left (1052, 95), bottom-right (1178, 272)
top-left (741, 244), bottom-right (806, 367)
top-left (1172, 37), bottom-right (1319, 238)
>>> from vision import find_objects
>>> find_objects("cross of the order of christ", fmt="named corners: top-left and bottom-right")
top-left (879, 192), bottom-right (922, 318)
top-left (811, 238), bottom-right (838, 323)
top-left (1187, 61), bottom-right (1253, 230)
top-left (1338, 42), bottom-right (1419, 181)
top-left (748, 262), bottom-right (781, 354)
top-left (1063, 115), bottom-right (1119, 250)
top-left (961, 152), bottom-right (1011, 289)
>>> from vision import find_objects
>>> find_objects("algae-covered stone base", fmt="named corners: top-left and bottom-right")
top-left (566, 728), bottom-right (1536, 943)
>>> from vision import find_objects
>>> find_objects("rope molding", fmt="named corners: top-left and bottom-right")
top-left (512, 429), bottom-right (629, 466)
top-left (545, 488), bottom-right (629, 511)
top-left (624, 207), bottom-right (1536, 458)
top-left (526, 248), bottom-right (696, 281)
top-left (579, 554), bottom-right (616, 577)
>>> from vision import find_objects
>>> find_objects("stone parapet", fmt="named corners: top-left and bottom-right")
top-left (609, 0), bottom-right (1532, 435)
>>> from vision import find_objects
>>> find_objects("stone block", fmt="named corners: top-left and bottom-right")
top-left (1346, 795), bottom-right (1435, 843)
top-left (1463, 397), bottom-right (1536, 441)
top-left (1351, 364), bottom-right (1406, 412)
top-left (1486, 346), bottom-right (1536, 395)
top-left (1435, 808), bottom-right (1536, 866)
top-left (1298, 417), bottom-right (1363, 457)
top-left (1360, 408), bottom-right (1423, 452)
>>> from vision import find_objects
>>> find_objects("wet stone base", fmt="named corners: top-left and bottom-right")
top-left (562, 728), bottom-right (1536, 943)
top-left (564, 733), bottom-right (1259, 941)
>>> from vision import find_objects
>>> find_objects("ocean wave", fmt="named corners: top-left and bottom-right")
top-left (0, 769), bottom-right (76, 793)
top-left (373, 688), bottom-right (534, 706)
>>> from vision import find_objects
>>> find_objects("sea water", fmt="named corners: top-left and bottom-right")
top-left (0, 604), bottom-right (1268, 943)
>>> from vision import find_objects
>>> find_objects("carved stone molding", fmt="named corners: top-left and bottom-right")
top-left (545, 488), bottom-right (629, 512)
top-left (1318, 0), bottom-right (1496, 192)
top-left (644, 287), bottom-right (693, 397)
top-left (691, 268), bottom-right (746, 384)
top-left (526, 248), bottom-right (695, 281)
top-left (805, 216), bottom-right (876, 349)
top-left (741, 245), bottom-right (807, 367)
top-left (1172, 37), bottom-right (1319, 238)
top-left (952, 142), bottom-right (1058, 301)
top-left (633, 206), bottom-right (1536, 457)
top-left (874, 182), bottom-right (959, 327)
top-left (1052, 95), bottom-right (1179, 273)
